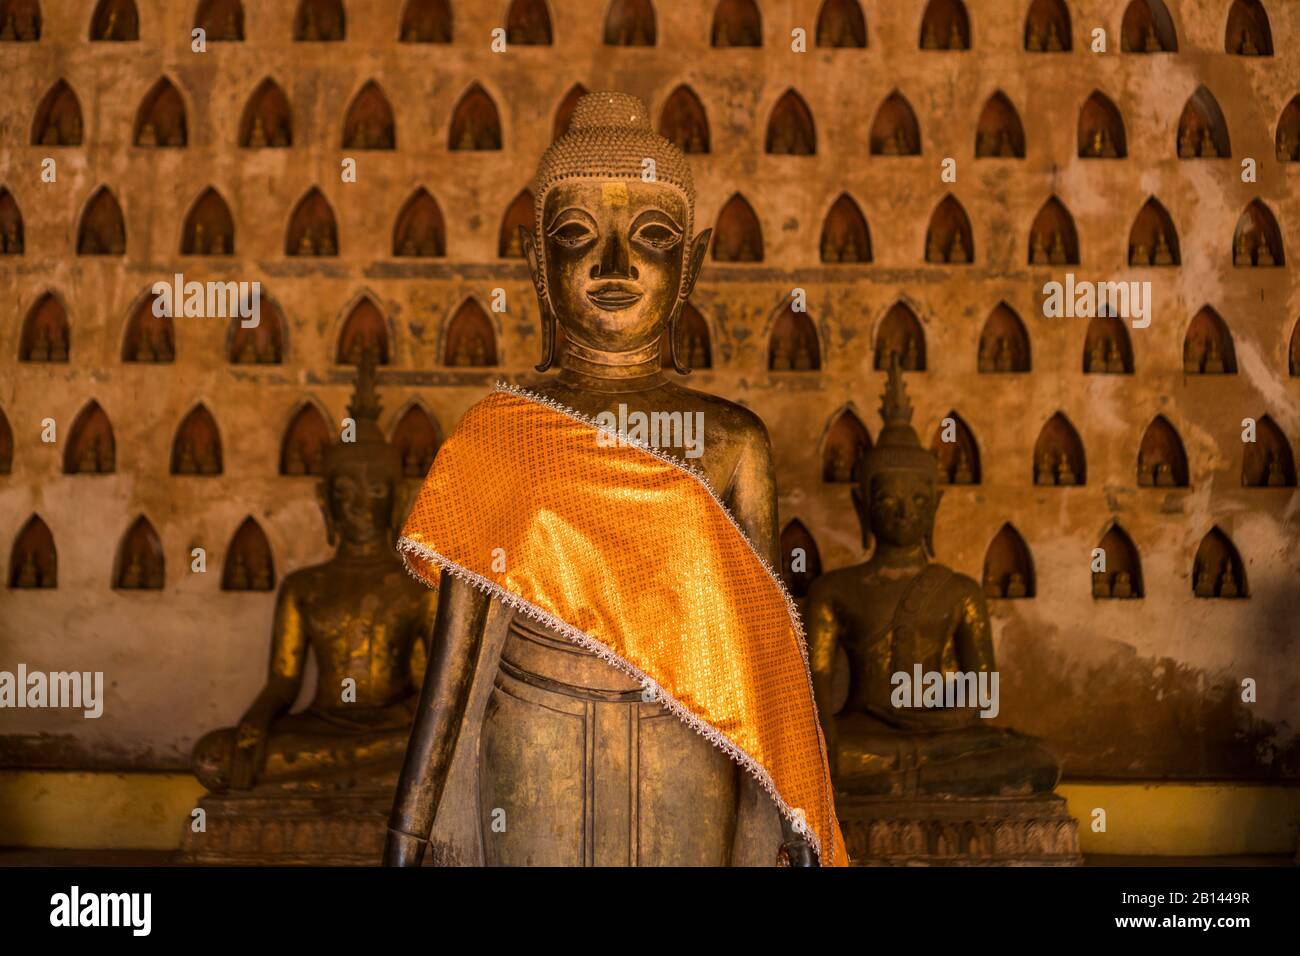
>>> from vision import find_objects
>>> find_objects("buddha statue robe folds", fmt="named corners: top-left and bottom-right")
top-left (386, 92), bottom-right (845, 867)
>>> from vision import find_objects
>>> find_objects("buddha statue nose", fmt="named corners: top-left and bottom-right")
top-left (592, 230), bottom-right (636, 280)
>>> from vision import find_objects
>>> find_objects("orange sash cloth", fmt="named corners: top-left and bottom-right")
top-left (398, 385), bottom-right (847, 867)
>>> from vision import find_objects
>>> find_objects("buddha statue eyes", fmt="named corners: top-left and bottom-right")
top-left (545, 208), bottom-right (684, 253)
top-left (633, 219), bottom-right (683, 251)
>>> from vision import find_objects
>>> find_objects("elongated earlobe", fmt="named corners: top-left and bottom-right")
top-left (682, 228), bottom-right (711, 300)
top-left (667, 303), bottom-right (689, 375)
top-left (316, 480), bottom-right (337, 547)
top-left (522, 226), bottom-right (557, 372)
top-left (668, 229), bottom-right (712, 375)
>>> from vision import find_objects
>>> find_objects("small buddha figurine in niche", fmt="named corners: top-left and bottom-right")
top-left (807, 358), bottom-right (1061, 797)
top-left (1234, 233), bottom-right (1254, 266)
top-left (387, 92), bottom-right (837, 867)
top-left (191, 352), bottom-right (438, 791)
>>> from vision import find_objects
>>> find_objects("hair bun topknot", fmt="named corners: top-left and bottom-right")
top-left (567, 91), bottom-right (652, 132)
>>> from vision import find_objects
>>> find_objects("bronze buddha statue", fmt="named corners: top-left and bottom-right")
top-left (807, 359), bottom-right (1062, 798)
top-left (385, 92), bottom-right (821, 866)
top-left (191, 352), bottom-right (438, 791)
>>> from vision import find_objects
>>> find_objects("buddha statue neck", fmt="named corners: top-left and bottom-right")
top-left (555, 330), bottom-right (666, 393)
top-left (332, 537), bottom-right (395, 565)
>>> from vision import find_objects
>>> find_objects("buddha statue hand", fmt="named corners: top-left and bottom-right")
top-left (780, 837), bottom-right (819, 867)
top-left (228, 710), bottom-right (272, 790)
top-left (382, 827), bottom-right (428, 866)
top-left (778, 810), bottom-right (819, 867)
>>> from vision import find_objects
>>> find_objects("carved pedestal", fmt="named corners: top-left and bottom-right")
top-left (179, 783), bottom-right (394, 866)
top-left (837, 793), bottom-right (1083, 866)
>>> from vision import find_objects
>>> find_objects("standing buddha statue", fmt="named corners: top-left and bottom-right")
top-left (388, 92), bottom-right (844, 867)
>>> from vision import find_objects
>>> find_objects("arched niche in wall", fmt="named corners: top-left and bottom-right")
top-left (222, 517), bottom-right (275, 591)
top-left (134, 77), bottom-right (187, 147)
top-left (1182, 306), bottom-right (1236, 375)
top-left (816, 0), bottom-right (865, 48)
top-left (399, 0), bottom-right (450, 43)
top-left (1120, 0), bottom-right (1176, 52)
top-left (449, 84), bottom-right (502, 150)
top-left (171, 404), bottom-right (223, 475)
top-left (983, 524), bottom-right (1034, 598)
top-left (20, 292), bottom-right (69, 362)
top-left (240, 79), bottom-right (292, 147)
top-left (505, 0), bottom-right (552, 44)
top-left (64, 401), bottom-right (115, 474)
top-left (768, 303), bottom-right (820, 371)
top-left (1136, 415), bottom-right (1189, 487)
top-left (712, 193), bottom-right (763, 262)
top-left (285, 187), bottom-right (338, 256)
top-left (821, 408), bottom-right (872, 483)
top-left (1033, 413), bottom-right (1085, 486)
top-left (443, 299), bottom-right (498, 367)
top-left (978, 302), bottom-right (1030, 372)
top-left (930, 411), bottom-right (980, 484)
top-left (294, 0), bottom-right (344, 41)
top-left (1092, 524), bottom-right (1143, 598)
top-left (393, 188), bottom-right (446, 257)
top-left (1077, 90), bottom-right (1125, 158)
top-left (659, 85), bottom-right (710, 153)
top-left (780, 519), bottom-right (822, 598)
top-left (114, 516), bottom-right (164, 590)
top-left (9, 515), bottom-right (56, 588)
top-left (280, 402), bottom-right (331, 476)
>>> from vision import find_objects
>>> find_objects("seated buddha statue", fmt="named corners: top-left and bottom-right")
top-left (807, 358), bottom-right (1061, 798)
top-left (191, 352), bottom-right (438, 791)
top-left (386, 92), bottom-right (844, 867)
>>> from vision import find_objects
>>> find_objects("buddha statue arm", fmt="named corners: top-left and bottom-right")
top-left (805, 585), bottom-right (840, 776)
top-left (229, 582), bottom-right (309, 789)
top-left (727, 423), bottom-right (817, 865)
top-left (384, 570), bottom-right (490, 866)
top-left (952, 577), bottom-right (996, 673)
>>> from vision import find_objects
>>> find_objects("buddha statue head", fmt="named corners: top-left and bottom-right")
top-left (853, 356), bottom-right (941, 555)
top-left (318, 348), bottom-right (403, 549)
top-left (523, 91), bottom-right (711, 373)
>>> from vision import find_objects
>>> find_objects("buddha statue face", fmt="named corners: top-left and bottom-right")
top-left (528, 179), bottom-right (707, 353)
top-left (858, 470), bottom-right (941, 550)
top-left (319, 458), bottom-right (395, 547)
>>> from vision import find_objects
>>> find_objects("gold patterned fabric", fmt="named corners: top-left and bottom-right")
top-left (399, 385), bottom-right (847, 866)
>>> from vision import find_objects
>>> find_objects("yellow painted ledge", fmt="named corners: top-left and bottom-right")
top-left (0, 771), bottom-right (205, 851)
top-left (1060, 782), bottom-right (1300, 857)
top-left (1, 771), bottom-right (1298, 856)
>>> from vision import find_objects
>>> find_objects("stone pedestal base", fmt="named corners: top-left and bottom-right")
top-left (179, 783), bottom-right (394, 866)
top-left (837, 792), bottom-right (1082, 866)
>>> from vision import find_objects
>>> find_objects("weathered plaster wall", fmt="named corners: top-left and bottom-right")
top-left (1, 0), bottom-right (1297, 776)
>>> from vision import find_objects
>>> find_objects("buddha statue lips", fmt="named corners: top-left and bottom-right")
top-left (586, 280), bottom-right (643, 311)
top-left (387, 92), bottom-right (846, 867)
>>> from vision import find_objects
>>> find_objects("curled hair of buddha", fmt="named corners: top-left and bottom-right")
top-left (532, 91), bottom-right (695, 243)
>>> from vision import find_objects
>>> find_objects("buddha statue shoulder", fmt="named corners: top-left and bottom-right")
top-left (806, 358), bottom-right (1062, 798)
top-left (192, 352), bottom-right (438, 791)
top-left (386, 92), bottom-right (844, 866)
